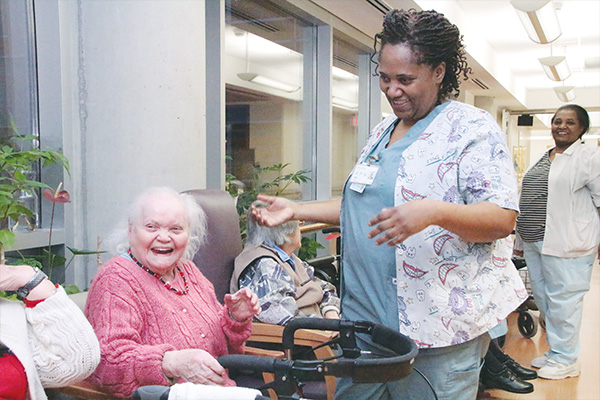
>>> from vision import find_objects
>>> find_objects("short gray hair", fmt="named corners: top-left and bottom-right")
top-left (108, 187), bottom-right (206, 259)
top-left (246, 200), bottom-right (299, 247)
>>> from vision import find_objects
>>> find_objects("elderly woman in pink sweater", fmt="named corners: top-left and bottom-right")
top-left (85, 187), bottom-right (260, 398)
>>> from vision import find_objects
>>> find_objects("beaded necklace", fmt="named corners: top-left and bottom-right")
top-left (127, 249), bottom-right (189, 295)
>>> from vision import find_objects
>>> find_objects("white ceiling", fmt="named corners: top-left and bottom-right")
top-left (308, 0), bottom-right (598, 112)
top-left (391, 0), bottom-right (600, 112)
top-left (458, 0), bottom-right (599, 90)
top-left (228, 0), bottom-right (599, 127)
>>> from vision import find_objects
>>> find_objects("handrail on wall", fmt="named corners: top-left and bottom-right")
top-left (300, 222), bottom-right (334, 234)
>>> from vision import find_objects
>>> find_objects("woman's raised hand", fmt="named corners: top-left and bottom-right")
top-left (224, 287), bottom-right (260, 323)
top-left (162, 349), bottom-right (227, 385)
top-left (252, 195), bottom-right (296, 227)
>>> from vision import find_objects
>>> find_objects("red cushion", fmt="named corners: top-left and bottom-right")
top-left (0, 353), bottom-right (27, 400)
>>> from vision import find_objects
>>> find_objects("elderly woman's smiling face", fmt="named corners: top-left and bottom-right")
top-left (128, 193), bottom-right (189, 276)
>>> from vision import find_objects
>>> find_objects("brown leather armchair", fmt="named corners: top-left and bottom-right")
top-left (183, 189), bottom-right (336, 400)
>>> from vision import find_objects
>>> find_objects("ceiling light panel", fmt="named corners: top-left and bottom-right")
top-left (510, 0), bottom-right (562, 44)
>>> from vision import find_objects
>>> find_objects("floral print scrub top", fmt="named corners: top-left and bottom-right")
top-left (340, 101), bottom-right (526, 349)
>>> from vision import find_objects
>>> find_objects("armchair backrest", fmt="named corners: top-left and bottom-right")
top-left (182, 189), bottom-right (242, 303)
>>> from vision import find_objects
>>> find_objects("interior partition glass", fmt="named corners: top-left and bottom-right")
top-left (331, 36), bottom-right (365, 197)
top-left (0, 0), bottom-right (38, 141)
top-left (225, 0), bottom-right (314, 201)
top-left (0, 0), bottom-right (41, 231)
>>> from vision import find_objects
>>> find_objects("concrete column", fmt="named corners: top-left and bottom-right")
top-left (54, 0), bottom-right (207, 287)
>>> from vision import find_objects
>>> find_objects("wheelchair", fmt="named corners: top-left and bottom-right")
top-left (512, 257), bottom-right (539, 340)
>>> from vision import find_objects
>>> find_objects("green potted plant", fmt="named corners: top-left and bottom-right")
top-left (0, 130), bottom-right (68, 264)
top-left (1, 123), bottom-right (103, 296)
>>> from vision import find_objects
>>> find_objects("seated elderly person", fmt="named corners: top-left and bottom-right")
top-left (231, 200), bottom-right (340, 325)
top-left (0, 264), bottom-right (100, 400)
top-left (85, 187), bottom-right (260, 398)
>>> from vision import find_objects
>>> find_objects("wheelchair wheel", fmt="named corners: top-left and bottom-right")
top-left (517, 311), bottom-right (538, 338)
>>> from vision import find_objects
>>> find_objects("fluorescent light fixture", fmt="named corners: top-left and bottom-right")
top-left (539, 56), bottom-right (571, 81)
top-left (585, 56), bottom-right (600, 69)
top-left (332, 96), bottom-right (358, 110)
top-left (237, 72), bottom-right (300, 93)
top-left (553, 86), bottom-right (575, 102)
top-left (510, 0), bottom-right (561, 44)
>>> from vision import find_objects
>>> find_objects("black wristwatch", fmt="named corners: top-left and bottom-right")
top-left (16, 267), bottom-right (48, 300)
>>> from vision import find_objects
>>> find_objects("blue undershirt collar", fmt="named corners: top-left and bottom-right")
top-left (264, 243), bottom-right (295, 270)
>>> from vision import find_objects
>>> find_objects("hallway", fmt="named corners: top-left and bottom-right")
top-left (478, 261), bottom-right (600, 400)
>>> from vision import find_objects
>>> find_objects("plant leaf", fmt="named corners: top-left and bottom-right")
top-left (62, 284), bottom-right (81, 295)
top-left (298, 237), bottom-right (324, 261)
top-left (66, 246), bottom-right (107, 255)
top-left (0, 291), bottom-right (19, 300)
top-left (14, 170), bottom-right (26, 182)
top-left (0, 230), bottom-right (15, 249)
top-left (42, 249), bottom-right (67, 268)
top-left (18, 257), bottom-right (44, 269)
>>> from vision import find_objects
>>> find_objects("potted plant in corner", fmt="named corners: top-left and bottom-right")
top-left (0, 130), bottom-right (68, 264)
top-left (0, 123), bottom-right (103, 296)
top-left (226, 162), bottom-right (325, 261)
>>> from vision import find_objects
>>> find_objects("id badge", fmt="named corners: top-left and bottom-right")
top-left (350, 163), bottom-right (379, 186)
top-left (349, 182), bottom-right (366, 193)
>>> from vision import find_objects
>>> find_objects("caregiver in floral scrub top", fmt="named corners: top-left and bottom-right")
top-left (253, 9), bottom-right (526, 400)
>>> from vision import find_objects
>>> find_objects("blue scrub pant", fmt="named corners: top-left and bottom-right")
top-left (334, 333), bottom-right (490, 400)
top-left (487, 319), bottom-right (508, 339)
top-left (523, 241), bottom-right (595, 364)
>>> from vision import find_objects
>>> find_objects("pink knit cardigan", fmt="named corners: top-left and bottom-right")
top-left (84, 255), bottom-right (252, 397)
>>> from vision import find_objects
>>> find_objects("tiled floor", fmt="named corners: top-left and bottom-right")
top-left (477, 260), bottom-right (600, 400)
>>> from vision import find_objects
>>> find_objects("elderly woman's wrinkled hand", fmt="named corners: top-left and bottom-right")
top-left (224, 287), bottom-right (260, 322)
top-left (162, 349), bottom-right (227, 385)
top-left (0, 264), bottom-right (37, 291)
top-left (252, 195), bottom-right (296, 227)
top-left (0, 264), bottom-right (56, 301)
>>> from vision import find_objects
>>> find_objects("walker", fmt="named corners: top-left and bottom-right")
top-left (133, 317), bottom-right (419, 400)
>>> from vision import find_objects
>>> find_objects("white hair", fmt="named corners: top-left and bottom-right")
top-left (246, 200), bottom-right (299, 247)
top-left (107, 187), bottom-right (206, 259)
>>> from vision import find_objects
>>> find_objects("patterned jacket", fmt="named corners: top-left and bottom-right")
top-left (356, 101), bottom-right (526, 348)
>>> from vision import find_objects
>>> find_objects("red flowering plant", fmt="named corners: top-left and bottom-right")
top-left (40, 183), bottom-right (105, 293)
top-left (0, 182), bottom-right (105, 298)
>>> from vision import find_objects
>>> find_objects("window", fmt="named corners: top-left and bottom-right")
top-left (0, 0), bottom-right (41, 232)
top-left (225, 0), bottom-right (313, 200)
top-left (0, 0), bottom-right (39, 154)
top-left (0, 1), bottom-right (66, 280)
top-left (331, 36), bottom-right (360, 197)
